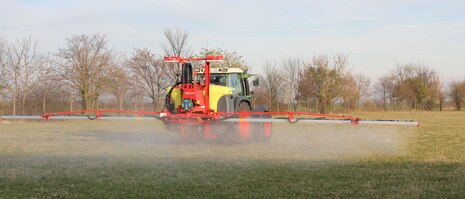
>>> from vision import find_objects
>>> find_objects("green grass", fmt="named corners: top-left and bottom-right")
top-left (1, 111), bottom-right (465, 198)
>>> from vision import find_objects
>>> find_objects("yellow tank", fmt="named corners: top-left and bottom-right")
top-left (169, 85), bottom-right (233, 112)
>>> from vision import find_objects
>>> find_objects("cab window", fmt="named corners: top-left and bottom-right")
top-left (210, 74), bottom-right (226, 86)
top-left (230, 73), bottom-right (244, 95)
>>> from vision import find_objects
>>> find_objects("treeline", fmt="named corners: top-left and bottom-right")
top-left (0, 30), bottom-right (190, 115)
top-left (0, 29), bottom-right (463, 115)
top-left (254, 56), bottom-right (462, 113)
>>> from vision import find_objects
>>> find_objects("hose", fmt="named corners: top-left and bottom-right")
top-left (165, 82), bottom-right (182, 114)
top-left (166, 63), bottom-right (193, 114)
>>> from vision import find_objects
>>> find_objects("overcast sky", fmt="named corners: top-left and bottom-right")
top-left (1, 0), bottom-right (464, 81)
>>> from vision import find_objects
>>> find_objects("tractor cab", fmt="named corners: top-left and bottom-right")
top-left (196, 68), bottom-right (256, 97)
top-left (194, 67), bottom-right (258, 113)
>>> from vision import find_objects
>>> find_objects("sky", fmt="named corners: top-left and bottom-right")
top-left (1, 0), bottom-right (464, 82)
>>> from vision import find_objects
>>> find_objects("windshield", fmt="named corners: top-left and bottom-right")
top-left (210, 74), bottom-right (226, 86)
top-left (195, 73), bottom-right (244, 95)
top-left (196, 73), bottom-right (227, 86)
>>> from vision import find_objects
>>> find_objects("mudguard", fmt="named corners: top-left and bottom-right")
top-left (233, 96), bottom-right (252, 111)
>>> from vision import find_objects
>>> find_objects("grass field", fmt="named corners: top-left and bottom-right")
top-left (1, 111), bottom-right (465, 198)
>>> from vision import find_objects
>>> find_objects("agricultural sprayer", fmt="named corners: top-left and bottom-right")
top-left (0, 56), bottom-right (419, 143)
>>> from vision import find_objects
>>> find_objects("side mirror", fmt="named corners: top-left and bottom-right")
top-left (252, 77), bottom-right (259, 86)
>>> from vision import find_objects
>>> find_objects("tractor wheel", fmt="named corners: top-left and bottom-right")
top-left (216, 122), bottom-right (252, 145)
top-left (236, 101), bottom-right (251, 112)
top-left (216, 101), bottom-right (252, 144)
top-left (251, 122), bottom-right (272, 142)
top-left (236, 101), bottom-right (251, 143)
top-left (216, 124), bottom-right (249, 144)
top-left (263, 122), bottom-right (272, 141)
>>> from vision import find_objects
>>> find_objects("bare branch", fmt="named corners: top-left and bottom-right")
top-left (55, 34), bottom-right (112, 110)
top-left (128, 48), bottom-right (169, 111)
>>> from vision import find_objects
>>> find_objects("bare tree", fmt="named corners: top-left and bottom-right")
top-left (3, 37), bottom-right (46, 115)
top-left (161, 28), bottom-right (191, 83)
top-left (107, 62), bottom-right (131, 113)
top-left (431, 75), bottom-right (445, 111)
top-left (339, 72), bottom-right (370, 112)
top-left (23, 75), bottom-right (66, 115)
top-left (128, 48), bottom-right (169, 111)
top-left (0, 37), bottom-right (8, 95)
top-left (282, 58), bottom-right (302, 111)
top-left (30, 58), bottom-right (55, 114)
top-left (257, 62), bottom-right (286, 111)
top-left (449, 80), bottom-right (465, 111)
top-left (385, 63), bottom-right (442, 110)
top-left (374, 74), bottom-right (395, 111)
top-left (354, 73), bottom-right (371, 111)
top-left (55, 34), bottom-right (112, 111)
top-left (341, 73), bottom-right (357, 111)
top-left (299, 54), bottom-right (348, 113)
top-left (390, 64), bottom-right (415, 109)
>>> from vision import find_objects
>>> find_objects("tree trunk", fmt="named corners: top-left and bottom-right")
top-left (141, 96), bottom-right (144, 111)
top-left (134, 99), bottom-right (137, 111)
top-left (316, 99), bottom-right (319, 113)
top-left (70, 96), bottom-right (73, 112)
top-left (152, 98), bottom-right (157, 112)
top-left (21, 96), bottom-right (26, 115)
top-left (119, 99), bottom-right (124, 116)
top-left (42, 94), bottom-right (46, 114)
top-left (307, 99), bottom-right (310, 112)
top-left (12, 95), bottom-right (16, 116)
top-left (383, 98), bottom-right (387, 111)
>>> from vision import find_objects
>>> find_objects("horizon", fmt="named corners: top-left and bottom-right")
top-left (1, 0), bottom-right (464, 83)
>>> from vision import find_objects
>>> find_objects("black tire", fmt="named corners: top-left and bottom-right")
top-left (235, 101), bottom-right (252, 144)
top-left (228, 126), bottom-right (251, 145)
top-left (236, 101), bottom-right (251, 112)
top-left (250, 107), bottom-right (272, 142)
top-left (251, 123), bottom-right (264, 141)
top-left (252, 122), bottom-right (272, 142)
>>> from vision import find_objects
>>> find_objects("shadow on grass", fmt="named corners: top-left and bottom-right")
top-left (1, 155), bottom-right (464, 198)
